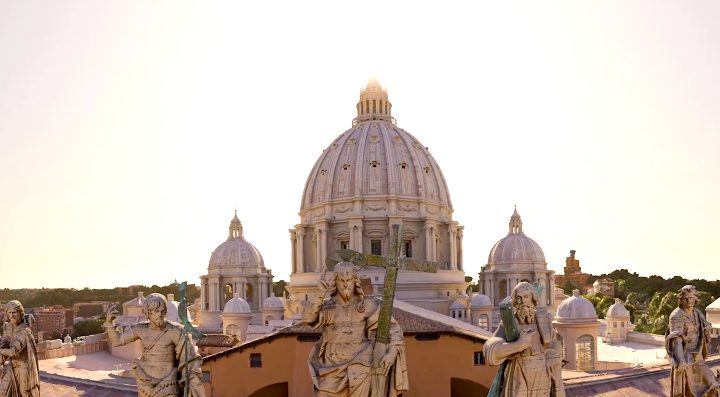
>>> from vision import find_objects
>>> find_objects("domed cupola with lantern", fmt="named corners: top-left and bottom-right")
top-left (286, 79), bottom-right (467, 315)
top-left (198, 212), bottom-right (274, 332)
top-left (477, 207), bottom-right (557, 330)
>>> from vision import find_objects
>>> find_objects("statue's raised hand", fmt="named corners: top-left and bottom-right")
top-left (104, 305), bottom-right (119, 327)
top-left (317, 268), bottom-right (331, 296)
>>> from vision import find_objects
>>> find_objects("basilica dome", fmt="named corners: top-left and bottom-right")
top-left (487, 208), bottom-right (545, 267)
top-left (287, 79), bottom-right (467, 317)
top-left (208, 213), bottom-right (265, 271)
top-left (300, 78), bottom-right (453, 221)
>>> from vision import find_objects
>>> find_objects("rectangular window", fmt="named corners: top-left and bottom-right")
top-left (340, 241), bottom-right (349, 250)
top-left (473, 351), bottom-right (485, 365)
top-left (403, 240), bottom-right (412, 258)
top-left (371, 240), bottom-right (382, 255)
top-left (250, 353), bottom-right (262, 368)
top-left (202, 371), bottom-right (211, 383)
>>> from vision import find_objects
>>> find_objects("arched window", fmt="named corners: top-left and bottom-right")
top-left (575, 334), bottom-right (595, 370)
top-left (498, 280), bottom-right (508, 301)
top-left (246, 283), bottom-right (254, 305)
top-left (478, 314), bottom-right (489, 330)
top-left (226, 324), bottom-right (240, 337)
top-left (223, 284), bottom-right (233, 304)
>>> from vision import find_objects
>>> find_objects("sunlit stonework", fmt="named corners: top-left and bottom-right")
top-left (198, 212), bottom-right (274, 332)
top-left (286, 79), bottom-right (466, 316)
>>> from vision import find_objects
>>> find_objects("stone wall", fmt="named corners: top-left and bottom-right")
top-left (37, 338), bottom-right (108, 360)
top-left (626, 331), bottom-right (664, 346)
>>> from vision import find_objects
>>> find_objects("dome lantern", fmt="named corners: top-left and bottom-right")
top-left (228, 210), bottom-right (243, 240)
top-left (353, 78), bottom-right (396, 125)
top-left (508, 206), bottom-right (523, 235)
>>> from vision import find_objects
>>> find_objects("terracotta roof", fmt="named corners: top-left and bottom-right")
top-left (197, 333), bottom-right (238, 347)
top-left (276, 300), bottom-right (491, 338)
top-left (205, 299), bottom-right (491, 363)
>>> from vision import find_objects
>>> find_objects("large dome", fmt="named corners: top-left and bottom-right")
top-left (287, 80), bottom-right (467, 316)
top-left (300, 79), bottom-right (452, 220)
top-left (487, 208), bottom-right (546, 266)
top-left (208, 213), bottom-right (265, 271)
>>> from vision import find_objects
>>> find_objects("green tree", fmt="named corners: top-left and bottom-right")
top-left (272, 280), bottom-right (288, 297)
top-left (72, 318), bottom-right (104, 337)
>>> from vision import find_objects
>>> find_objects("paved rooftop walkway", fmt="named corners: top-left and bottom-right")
top-left (38, 352), bottom-right (137, 395)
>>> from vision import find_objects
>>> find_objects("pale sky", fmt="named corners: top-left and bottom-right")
top-left (1, 2), bottom-right (718, 289)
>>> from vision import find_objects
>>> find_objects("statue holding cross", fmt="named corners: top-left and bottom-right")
top-left (305, 225), bottom-right (428, 397)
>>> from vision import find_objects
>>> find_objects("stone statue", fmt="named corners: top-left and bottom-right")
top-left (304, 261), bottom-right (409, 397)
top-left (0, 300), bottom-right (40, 397)
top-left (666, 285), bottom-right (720, 397)
top-left (104, 293), bottom-right (206, 397)
top-left (484, 282), bottom-right (565, 397)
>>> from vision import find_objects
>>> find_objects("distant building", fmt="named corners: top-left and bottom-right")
top-left (592, 278), bottom-right (615, 297)
top-left (72, 301), bottom-right (111, 318)
top-left (554, 250), bottom-right (591, 293)
top-left (33, 306), bottom-right (73, 340)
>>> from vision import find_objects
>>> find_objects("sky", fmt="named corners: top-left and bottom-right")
top-left (1, 2), bottom-right (719, 289)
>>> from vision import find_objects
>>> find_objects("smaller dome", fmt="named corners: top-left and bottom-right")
top-left (263, 296), bottom-right (284, 309)
top-left (209, 214), bottom-right (265, 270)
top-left (223, 293), bottom-right (251, 314)
top-left (606, 298), bottom-right (630, 319)
top-left (450, 298), bottom-right (467, 310)
top-left (487, 209), bottom-right (546, 266)
top-left (555, 290), bottom-right (597, 323)
top-left (470, 294), bottom-right (492, 308)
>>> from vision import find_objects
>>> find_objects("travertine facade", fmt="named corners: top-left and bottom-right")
top-left (286, 79), bottom-right (467, 315)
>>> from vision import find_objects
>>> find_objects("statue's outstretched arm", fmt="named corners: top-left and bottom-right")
top-left (103, 305), bottom-right (138, 347)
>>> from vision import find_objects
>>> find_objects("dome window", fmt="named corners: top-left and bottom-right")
top-left (341, 164), bottom-right (350, 171)
top-left (478, 314), bottom-right (489, 330)
top-left (370, 160), bottom-right (380, 168)
top-left (370, 240), bottom-right (382, 255)
top-left (402, 240), bottom-right (412, 258)
top-left (424, 166), bottom-right (430, 174)
top-left (399, 162), bottom-right (407, 169)
top-left (320, 169), bottom-right (327, 175)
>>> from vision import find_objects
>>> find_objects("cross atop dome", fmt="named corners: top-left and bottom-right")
top-left (228, 211), bottom-right (243, 240)
top-left (508, 206), bottom-right (523, 235)
top-left (353, 78), bottom-right (395, 125)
